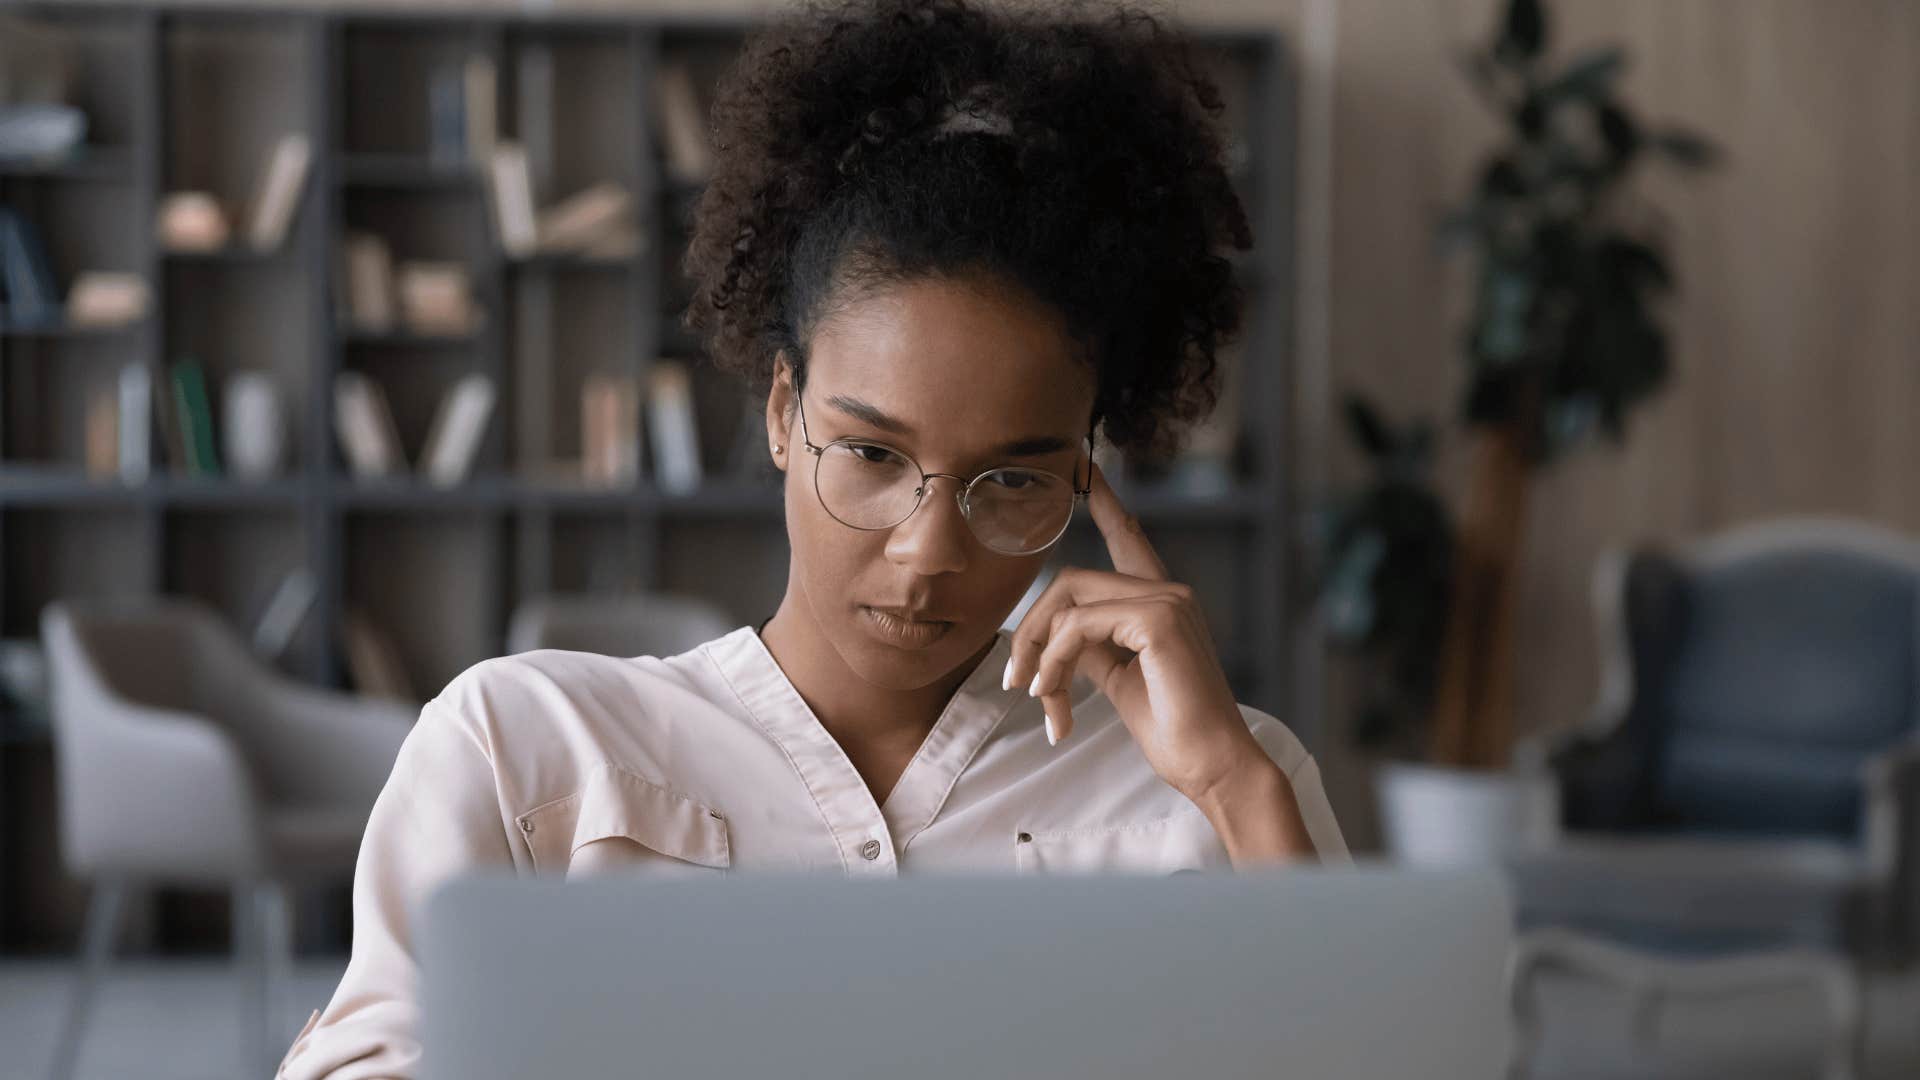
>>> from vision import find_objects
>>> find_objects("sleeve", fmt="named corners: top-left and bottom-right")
top-left (277, 697), bottom-right (516, 1080)
top-left (1241, 705), bottom-right (1354, 866)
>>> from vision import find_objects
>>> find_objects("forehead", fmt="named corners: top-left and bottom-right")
top-left (803, 276), bottom-right (1095, 445)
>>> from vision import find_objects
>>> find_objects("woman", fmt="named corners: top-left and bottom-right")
top-left (279, 1), bottom-right (1347, 1075)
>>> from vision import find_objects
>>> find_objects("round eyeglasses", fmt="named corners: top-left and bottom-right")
top-left (794, 390), bottom-right (1093, 556)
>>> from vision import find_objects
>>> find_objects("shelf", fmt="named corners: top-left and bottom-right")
top-left (505, 252), bottom-right (644, 273)
top-left (338, 153), bottom-right (480, 190)
top-left (163, 245), bottom-right (294, 266)
top-left (0, 316), bottom-right (149, 339)
top-left (339, 326), bottom-right (480, 349)
top-left (0, 466), bottom-right (306, 508)
top-left (0, 145), bottom-right (134, 182)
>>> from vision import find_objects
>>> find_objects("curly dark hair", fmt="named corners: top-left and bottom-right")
top-left (681, 0), bottom-right (1252, 459)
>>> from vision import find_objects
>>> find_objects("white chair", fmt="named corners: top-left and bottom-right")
top-left (506, 591), bottom-right (734, 658)
top-left (40, 596), bottom-right (415, 1080)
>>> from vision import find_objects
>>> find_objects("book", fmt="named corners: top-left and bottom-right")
top-left (487, 142), bottom-right (537, 259)
top-left (419, 373), bottom-right (495, 487)
top-left (428, 60), bottom-right (467, 167)
top-left (395, 260), bottom-right (476, 336)
top-left (653, 60), bottom-right (713, 186)
top-left (117, 362), bottom-right (151, 483)
top-left (0, 207), bottom-right (60, 325)
top-left (340, 607), bottom-right (416, 702)
top-left (168, 359), bottom-right (219, 476)
top-left (535, 182), bottom-right (633, 254)
top-left (251, 566), bottom-right (317, 661)
top-left (245, 133), bottom-right (312, 253)
top-left (342, 231), bottom-right (395, 332)
top-left (646, 360), bottom-right (702, 493)
top-left (156, 191), bottom-right (230, 252)
top-left (464, 53), bottom-right (497, 165)
top-left (582, 372), bottom-right (641, 486)
top-left (66, 271), bottom-right (148, 328)
top-left (333, 372), bottom-right (405, 478)
top-left (84, 385), bottom-right (117, 479)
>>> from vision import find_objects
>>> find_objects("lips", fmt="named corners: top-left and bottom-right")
top-left (865, 604), bottom-right (955, 623)
top-left (860, 604), bottom-right (954, 649)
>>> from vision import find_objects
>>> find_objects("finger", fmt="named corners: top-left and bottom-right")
top-left (1087, 461), bottom-right (1169, 582)
top-left (1004, 565), bottom-right (1181, 693)
top-left (1027, 603), bottom-right (1139, 744)
top-left (1038, 686), bottom-right (1074, 747)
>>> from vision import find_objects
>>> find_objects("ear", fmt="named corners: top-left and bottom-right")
top-left (765, 351), bottom-right (796, 472)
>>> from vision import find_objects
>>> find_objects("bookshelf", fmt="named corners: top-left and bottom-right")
top-left (0, 2), bottom-right (1296, 952)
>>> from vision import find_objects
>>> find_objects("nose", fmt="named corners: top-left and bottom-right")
top-left (883, 474), bottom-right (971, 576)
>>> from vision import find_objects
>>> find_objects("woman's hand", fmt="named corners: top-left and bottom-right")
top-left (1002, 462), bottom-right (1311, 864)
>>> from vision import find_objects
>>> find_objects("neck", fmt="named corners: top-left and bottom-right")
top-left (757, 590), bottom-right (993, 747)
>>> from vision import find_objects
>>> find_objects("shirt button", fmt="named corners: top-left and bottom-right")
top-left (860, 839), bottom-right (883, 861)
top-left (519, 818), bottom-right (535, 834)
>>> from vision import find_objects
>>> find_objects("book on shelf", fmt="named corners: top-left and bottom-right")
top-left (535, 182), bottom-right (639, 257)
top-left (245, 133), bottom-right (311, 253)
top-left (653, 60), bottom-right (713, 187)
top-left (157, 191), bottom-right (230, 252)
top-left (582, 371), bottom-right (641, 486)
top-left (341, 230), bottom-right (395, 333)
top-left (486, 141), bottom-right (537, 259)
top-left (66, 271), bottom-right (148, 328)
top-left (646, 360), bottom-right (702, 494)
top-left (117, 362), bottom-right (151, 483)
top-left (340, 607), bottom-right (416, 703)
top-left (251, 566), bottom-right (317, 662)
top-left (395, 260), bottom-right (478, 337)
top-left (168, 359), bottom-right (220, 476)
top-left (333, 372), bottom-right (405, 478)
top-left (419, 373), bottom-right (495, 487)
top-left (84, 385), bottom-right (116, 479)
top-left (0, 206), bottom-right (60, 325)
top-left (428, 60), bottom-right (467, 167)
top-left (464, 53), bottom-right (497, 166)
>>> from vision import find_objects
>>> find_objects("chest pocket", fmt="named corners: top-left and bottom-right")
top-left (516, 762), bottom-right (730, 879)
top-left (1013, 809), bottom-right (1232, 876)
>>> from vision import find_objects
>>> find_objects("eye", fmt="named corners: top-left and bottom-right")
top-left (984, 468), bottom-right (1042, 491)
top-left (845, 442), bottom-right (904, 466)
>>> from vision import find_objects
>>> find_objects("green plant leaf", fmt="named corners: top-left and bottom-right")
top-left (1649, 129), bottom-right (1722, 168)
top-left (1343, 395), bottom-right (1394, 459)
top-left (1498, 0), bottom-right (1547, 63)
top-left (1542, 46), bottom-right (1627, 101)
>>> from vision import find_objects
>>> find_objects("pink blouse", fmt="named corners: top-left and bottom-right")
top-left (277, 624), bottom-right (1349, 1079)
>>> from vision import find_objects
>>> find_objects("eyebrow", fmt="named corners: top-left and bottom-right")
top-left (825, 393), bottom-right (1076, 458)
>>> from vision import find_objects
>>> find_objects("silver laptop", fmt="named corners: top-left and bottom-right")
top-left (421, 865), bottom-right (1512, 1080)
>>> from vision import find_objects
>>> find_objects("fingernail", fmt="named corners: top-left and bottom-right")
top-left (1002, 656), bottom-right (1014, 692)
top-left (1028, 671), bottom-right (1045, 698)
top-left (1045, 714), bottom-right (1060, 746)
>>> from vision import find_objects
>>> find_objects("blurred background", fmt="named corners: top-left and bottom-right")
top-left (0, 0), bottom-right (1916, 1077)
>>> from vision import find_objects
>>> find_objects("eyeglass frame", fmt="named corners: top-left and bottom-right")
top-left (791, 386), bottom-right (1095, 555)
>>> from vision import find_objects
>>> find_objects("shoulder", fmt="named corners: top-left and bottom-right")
top-left (417, 633), bottom-right (742, 802)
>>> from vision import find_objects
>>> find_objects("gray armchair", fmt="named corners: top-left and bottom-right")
top-left (1509, 519), bottom-right (1920, 969)
top-left (506, 591), bottom-right (734, 658)
top-left (41, 595), bottom-right (416, 1080)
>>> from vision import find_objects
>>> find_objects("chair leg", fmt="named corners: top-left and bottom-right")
top-left (46, 878), bottom-right (128, 1080)
top-left (237, 880), bottom-right (295, 1079)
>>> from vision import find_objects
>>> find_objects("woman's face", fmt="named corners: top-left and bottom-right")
top-left (766, 275), bottom-right (1097, 691)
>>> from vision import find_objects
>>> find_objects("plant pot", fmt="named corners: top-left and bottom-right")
top-left (1375, 760), bottom-right (1558, 868)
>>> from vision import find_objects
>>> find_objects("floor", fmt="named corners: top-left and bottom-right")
top-left (0, 955), bottom-right (1917, 1079)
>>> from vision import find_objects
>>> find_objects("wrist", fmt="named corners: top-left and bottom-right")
top-left (1188, 755), bottom-right (1316, 867)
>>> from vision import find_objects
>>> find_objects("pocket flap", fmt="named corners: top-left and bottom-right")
top-left (521, 763), bottom-right (729, 871)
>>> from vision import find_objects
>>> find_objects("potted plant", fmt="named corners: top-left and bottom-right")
top-left (1318, 0), bottom-right (1718, 864)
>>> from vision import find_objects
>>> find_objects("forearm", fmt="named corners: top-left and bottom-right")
top-left (1189, 756), bottom-right (1318, 868)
